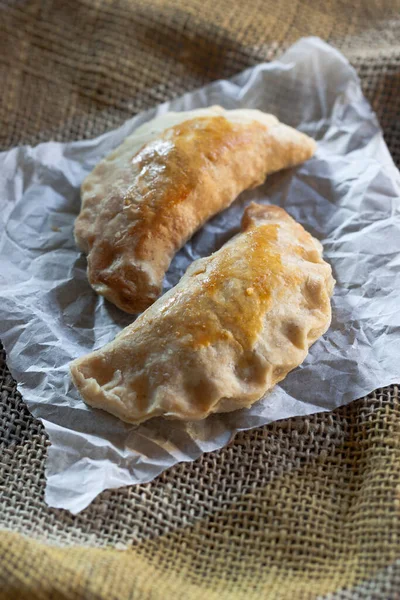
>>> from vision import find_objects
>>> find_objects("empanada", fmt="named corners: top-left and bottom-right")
top-left (75, 106), bottom-right (316, 313)
top-left (71, 203), bottom-right (334, 424)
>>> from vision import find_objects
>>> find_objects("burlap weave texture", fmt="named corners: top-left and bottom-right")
top-left (1, 1), bottom-right (400, 599)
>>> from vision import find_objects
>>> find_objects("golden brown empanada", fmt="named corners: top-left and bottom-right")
top-left (75, 106), bottom-right (316, 313)
top-left (70, 203), bottom-right (334, 424)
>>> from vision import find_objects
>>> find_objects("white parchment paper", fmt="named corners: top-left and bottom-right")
top-left (1, 38), bottom-right (400, 514)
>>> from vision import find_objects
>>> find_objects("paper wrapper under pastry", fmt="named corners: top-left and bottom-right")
top-left (74, 106), bottom-right (316, 313)
top-left (70, 202), bottom-right (335, 424)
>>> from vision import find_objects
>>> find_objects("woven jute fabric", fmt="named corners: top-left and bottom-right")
top-left (1, 1), bottom-right (400, 599)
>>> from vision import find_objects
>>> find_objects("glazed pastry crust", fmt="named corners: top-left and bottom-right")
top-left (71, 203), bottom-right (335, 424)
top-left (75, 106), bottom-right (316, 313)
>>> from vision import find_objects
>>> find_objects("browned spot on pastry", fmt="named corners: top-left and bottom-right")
top-left (234, 352), bottom-right (269, 385)
top-left (295, 244), bottom-right (321, 264)
top-left (303, 277), bottom-right (325, 309)
top-left (272, 366), bottom-right (288, 382)
top-left (182, 377), bottom-right (220, 413)
top-left (284, 321), bottom-right (307, 350)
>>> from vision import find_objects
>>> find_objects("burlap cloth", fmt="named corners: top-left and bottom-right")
top-left (1, 1), bottom-right (400, 598)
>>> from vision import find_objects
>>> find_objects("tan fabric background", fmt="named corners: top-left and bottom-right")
top-left (1, 1), bottom-right (400, 598)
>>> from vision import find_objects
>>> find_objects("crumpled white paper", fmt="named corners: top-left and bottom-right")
top-left (1, 37), bottom-right (400, 514)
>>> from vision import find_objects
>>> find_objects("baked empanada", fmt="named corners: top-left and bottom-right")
top-left (71, 203), bottom-right (334, 424)
top-left (75, 106), bottom-right (316, 313)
